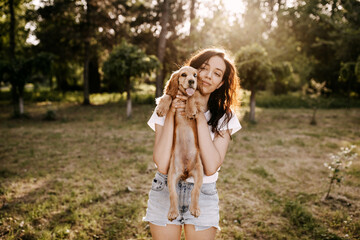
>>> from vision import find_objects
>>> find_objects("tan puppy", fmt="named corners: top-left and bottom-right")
top-left (156, 66), bottom-right (206, 221)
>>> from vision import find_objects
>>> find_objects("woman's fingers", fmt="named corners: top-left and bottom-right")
top-left (176, 95), bottom-right (188, 101)
top-left (176, 90), bottom-right (188, 101)
top-left (171, 91), bottom-right (187, 115)
top-left (173, 99), bottom-right (186, 109)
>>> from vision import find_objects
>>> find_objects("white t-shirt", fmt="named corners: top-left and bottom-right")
top-left (147, 109), bottom-right (242, 183)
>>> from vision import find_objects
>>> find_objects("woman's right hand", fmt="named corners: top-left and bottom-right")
top-left (170, 91), bottom-right (188, 115)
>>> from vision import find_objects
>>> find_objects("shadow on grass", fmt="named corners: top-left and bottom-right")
top-left (0, 176), bottom-right (149, 239)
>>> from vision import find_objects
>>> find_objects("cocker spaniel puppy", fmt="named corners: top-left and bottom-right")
top-left (155, 66), bottom-right (206, 221)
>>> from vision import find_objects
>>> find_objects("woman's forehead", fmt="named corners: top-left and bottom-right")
top-left (204, 56), bottom-right (226, 72)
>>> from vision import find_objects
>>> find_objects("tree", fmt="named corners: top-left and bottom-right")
top-left (235, 43), bottom-right (274, 123)
top-left (102, 41), bottom-right (159, 118)
top-left (302, 79), bottom-right (329, 125)
top-left (0, 53), bottom-right (53, 116)
top-left (155, 0), bottom-right (169, 98)
top-left (0, 0), bottom-right (49, 116)
top-left (285, 0), bottom-right (360, 97)
top-left (271, 61), bottom-right (296, 95)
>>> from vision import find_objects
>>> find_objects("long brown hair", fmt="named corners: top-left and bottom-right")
top-left (185, 48), bottom-right (240, 136)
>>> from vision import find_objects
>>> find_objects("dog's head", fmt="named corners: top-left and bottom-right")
top-left (164, 66), bottom-right (198, 98)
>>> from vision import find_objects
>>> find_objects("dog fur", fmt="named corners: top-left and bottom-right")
top-left (156, 66), bottom-right (206, 221)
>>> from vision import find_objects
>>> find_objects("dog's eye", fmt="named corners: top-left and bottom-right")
top-left (194, 73), bottom-right (197, 77)
top-left (181, 73), bottom-right (187, 77)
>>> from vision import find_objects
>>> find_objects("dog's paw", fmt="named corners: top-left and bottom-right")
top-left (190, 204), bottom-right (201, 218)
top-left (156, 105), bottom-right (169, 117)
top-left (186, 110), bottom-right (197, 119)
top-left (167, 209), bottom-right (179, 221)
top-left (186, 107), bottom-right (197, 119)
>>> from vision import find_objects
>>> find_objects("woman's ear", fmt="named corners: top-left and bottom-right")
top-left (165, 70), bottom-right (179, 98)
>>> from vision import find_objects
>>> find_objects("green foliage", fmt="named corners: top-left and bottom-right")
top-left (339, 61), bottom-right (360, 97)
top-left (271, 61), bottom-right (297, 95)
top-left (285, 0), bottom-right (360, 97)
top-left (235, 43), bottom-right (274, 92)
top-left (102, 40), bottom-right (159, 93)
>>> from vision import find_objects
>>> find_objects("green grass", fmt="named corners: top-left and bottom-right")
top-left (256, 91), bottom-right (360, 108)
top-left (0, 101), bottom-right (359, 239)
top-left (283, 201), bottom-right (342, 239)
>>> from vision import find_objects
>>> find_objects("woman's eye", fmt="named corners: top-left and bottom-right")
top-left (215, 72), bottom-right (221, 77)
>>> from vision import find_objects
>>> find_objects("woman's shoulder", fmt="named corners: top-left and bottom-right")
top-left (217, 109), bottom-right (242, 135)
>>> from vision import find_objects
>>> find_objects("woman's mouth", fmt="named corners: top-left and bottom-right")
top-left (202, 81), bottom-right (211, 87)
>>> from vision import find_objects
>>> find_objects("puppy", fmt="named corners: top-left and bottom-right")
top-left (156, 66), bottom-right (206, 221)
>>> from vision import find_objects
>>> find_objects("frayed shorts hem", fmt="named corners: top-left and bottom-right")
top-left (142, 217), bottom-right (221, 231)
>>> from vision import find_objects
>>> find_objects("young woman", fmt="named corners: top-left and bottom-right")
top-left (144, 48), bottom-right (241, 240)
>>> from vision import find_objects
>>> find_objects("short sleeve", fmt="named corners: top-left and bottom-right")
top-left (218, 110), bottom-right (242, 135)
top-left (147, 110), bottom-right (165, 131)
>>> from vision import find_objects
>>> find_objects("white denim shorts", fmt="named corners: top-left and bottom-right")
top-left (143, 172), bottom-right (220, 231)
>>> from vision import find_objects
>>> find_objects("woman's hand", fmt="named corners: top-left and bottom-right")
top-left (170, 91), bottom-right (188, 115)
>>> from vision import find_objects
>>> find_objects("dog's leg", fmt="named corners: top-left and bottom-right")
top-left (167, 158), bottom-right (181, 221)
top-left (189, 154), bottom-right (203, 218)
top-left (156, 95), bottom-right (172, 117)
top-left (185, 96), bottom-right (197, 119)
top-left (194, 91), bottom-right (207, 113)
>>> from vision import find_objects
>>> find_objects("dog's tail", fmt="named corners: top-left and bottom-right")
top-left (180, 169), bottom-right (189, 181)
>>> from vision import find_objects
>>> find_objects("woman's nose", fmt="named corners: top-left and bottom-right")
top-left (205, 70), bottom-right (211, 79)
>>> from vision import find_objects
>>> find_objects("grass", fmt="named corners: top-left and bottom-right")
top-left (255, 91), bottom-right (360, 108)
top-left (0, 100), bottom-right (359, 239)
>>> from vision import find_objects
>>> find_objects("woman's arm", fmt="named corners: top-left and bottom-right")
top-left (196, 113), bottom-right (231, 176)
top-left (153, 95), bottom-right (185, 174)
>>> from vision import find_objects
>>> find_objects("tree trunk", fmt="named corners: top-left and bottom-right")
top-left (83, 54), bottom-right (90, 105)
top-left (189, 0), bottom-right (196, 36)
top-left (89, 56), bottom-right (100, 93)
top-left (49, 74), bottom-right (53, 90)
top-left (83, 0), bottom-right (91, 105)
top-left (155, 0), bottom-right (169, 98)
top-left (126, 79), bottom-right (132, 118)
top-left (9, 0), bottom-right (19, 115)
top-left (11, 84), bottom-right (19, 115)
top-left (310, 107), bottom-right (317, 125)
top-left (19, 96), bottom-right (24, 115)
top-left (9, 0), bottom-right (15, 60)
top-left (249, 90), bottom-right (256, 122)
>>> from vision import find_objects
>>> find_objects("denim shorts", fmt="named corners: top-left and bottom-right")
top-left (143, 172), bottom-right (220, 231)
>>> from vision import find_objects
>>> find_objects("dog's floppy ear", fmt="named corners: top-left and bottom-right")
top-left (164, 70), bottom-right (179, 98)
top-left (197, 76), bottom-right (204, 94)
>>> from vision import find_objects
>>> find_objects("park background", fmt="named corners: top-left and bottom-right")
top-left (0, 0), bottom-right (360, 239)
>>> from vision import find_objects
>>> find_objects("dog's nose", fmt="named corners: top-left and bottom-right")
top-left (188, 79), bottom-right (195, 85)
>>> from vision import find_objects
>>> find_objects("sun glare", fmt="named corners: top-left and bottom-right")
top-left (196, 0), bottom-right (246, 25)
top-left (222, 0), bottom-right (246, 15)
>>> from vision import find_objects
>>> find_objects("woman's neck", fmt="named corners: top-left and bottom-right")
top-left (203, 93), bottom-right (211, 112)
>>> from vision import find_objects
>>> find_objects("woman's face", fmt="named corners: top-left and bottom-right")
top-left (198, 55), bottom-right (226, 95)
